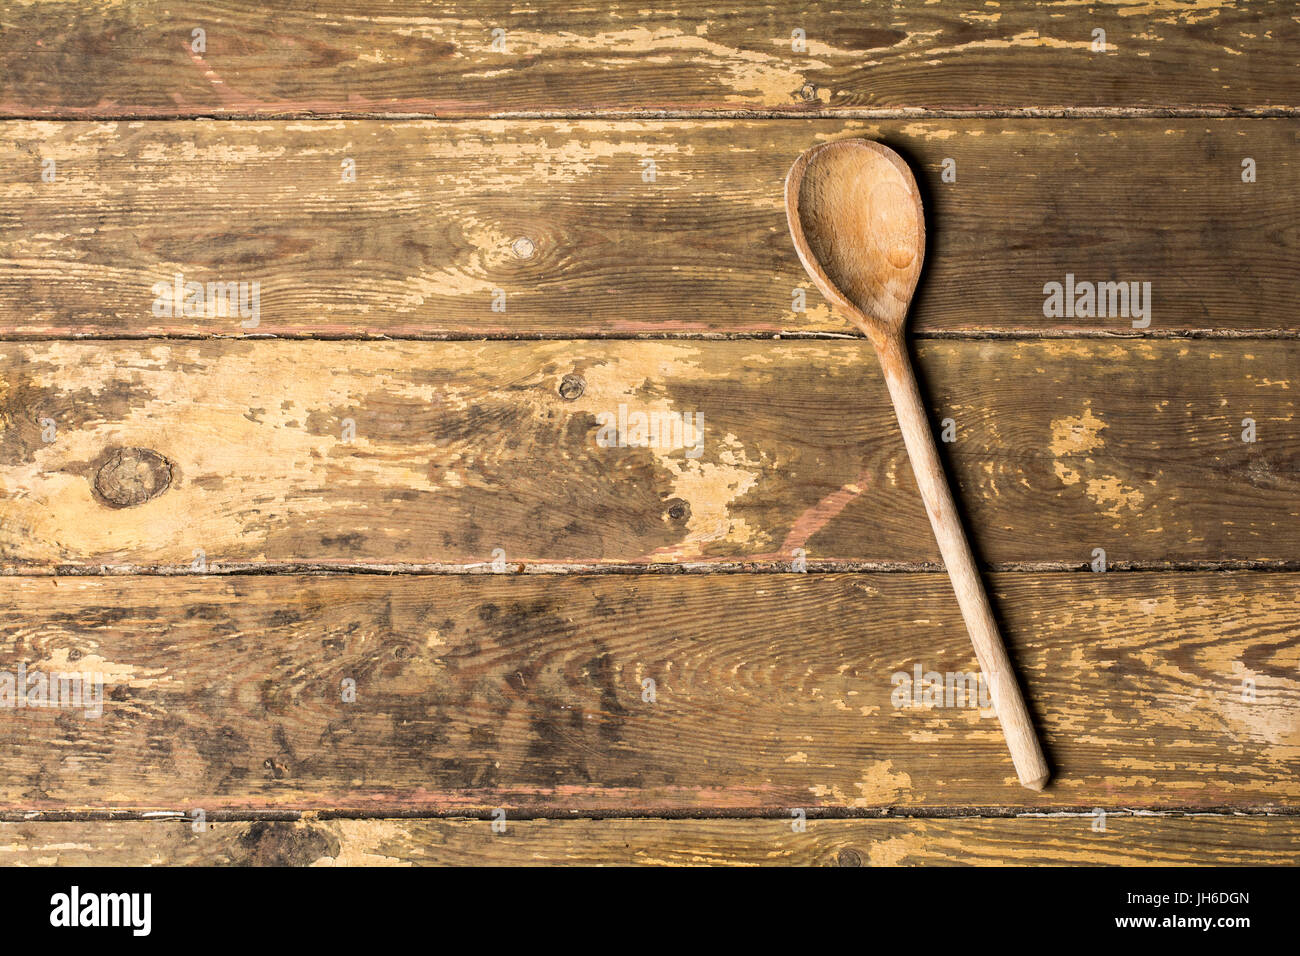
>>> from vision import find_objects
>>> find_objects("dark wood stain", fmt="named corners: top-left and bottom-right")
top-left (0, 572), bottom-right (1292, 811)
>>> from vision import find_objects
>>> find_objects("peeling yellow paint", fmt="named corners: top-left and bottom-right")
top-left (809, 759), bottom-right (911, 807)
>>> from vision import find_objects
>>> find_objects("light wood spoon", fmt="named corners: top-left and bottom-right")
top-left (786, 139), bottom-right (1050, 791)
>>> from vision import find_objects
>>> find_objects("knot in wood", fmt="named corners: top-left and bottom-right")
top-left (94, 447), bottom-right (172, 508)
top-left (558, 374), bottom-right (585, 400)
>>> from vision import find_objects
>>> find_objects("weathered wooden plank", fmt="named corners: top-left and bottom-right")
top-left (1, 120), bottom-right (1294, 337)
top-left (0, 816), bottom-right (1293, 866)
top-left (0, 572), bottom-right (1295, 812)
top-left (0, 2), bottom-right (1295, 116)
top-left (0, 340), bottom-right (1296, 570)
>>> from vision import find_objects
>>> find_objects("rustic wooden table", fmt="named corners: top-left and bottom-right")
top-left (0, 1), bottom-right (1295, 865)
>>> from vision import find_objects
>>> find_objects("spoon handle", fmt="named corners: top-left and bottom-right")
top-left (876, 334), bottom-right (1050, 791)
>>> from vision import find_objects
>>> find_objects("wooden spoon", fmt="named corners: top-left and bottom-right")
top-left (786, 139), bottom-right (1050, 791)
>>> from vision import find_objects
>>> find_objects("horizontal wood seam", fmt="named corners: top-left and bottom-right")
top-left (1, 108), bottom-right (1297, 122)
top-left (2, 807), bottom-right (1296, 823)
top-left (13, 560), bottom-right (1300, 577)
top-left (2, 330), bottom-right (1299, 343)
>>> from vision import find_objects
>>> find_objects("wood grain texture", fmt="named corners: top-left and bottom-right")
top-left (0, 1), bottom-right (1295, 117)
top-left (0, 572), bottom-right (1295, 812)
top-left (3, 0), bottom-right (1294, 871)
top-left (2, 120), bottom-right (1294, 337)
top-left (1, 340), bottom-right (1296, 571)
top-left (0, 816), bottom-right (1293, 866)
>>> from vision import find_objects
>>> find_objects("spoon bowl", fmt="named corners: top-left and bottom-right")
top-left (785, 139), bottom-right (925, 345)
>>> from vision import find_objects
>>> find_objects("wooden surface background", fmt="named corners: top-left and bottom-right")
top-left (0, 1), bottom-right (1296, 865)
